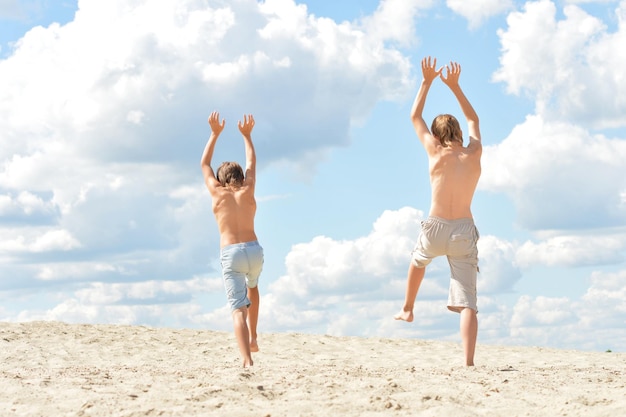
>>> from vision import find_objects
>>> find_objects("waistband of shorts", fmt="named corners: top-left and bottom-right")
top-left (427, 216), bottom-right (475, 225)
top-left (220, 240), bottom-right (260, 252)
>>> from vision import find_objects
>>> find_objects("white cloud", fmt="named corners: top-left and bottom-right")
top-left (580, 269), bottom-right (626, 328)
top-left (564, 0), bottom-right (617, 4)
top-left (72, 277), bottom-right (223, 305)
top-left (0, 227), bottom-right (80, 253)
top-left (126, 110), bottom-right (145, 125)
top-left (507, 269), bottom-right (626, 350)
top-left (36, 262), bottom-right (126, 281)
top-left (30, 229), bottom-right (81, 252)
top-left (481, 115), bottom-right (626, 230)
top-left (493, 0), bottom-right (626, 128)
top-left (516, 233), bottom-right (626, 268)
top-left (9, 276), bottom-right (225, 327)
top-left (477, 235), bottom-right (522, 292)
top-left (447, 0), bottom-right (515, 29)
top-left (511, 295), bottom-right (576, 327)
top-left (362, 0), bottom-right (433, 45)
top-left (0, 191), bottom-right (56, 218)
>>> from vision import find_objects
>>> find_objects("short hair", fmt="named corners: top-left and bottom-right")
top-left (431, 114), bottom-right (463, 147)
top-left (216, 161), bottom-right (244, 187)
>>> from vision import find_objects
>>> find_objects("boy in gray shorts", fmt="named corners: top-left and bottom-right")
top-left (201, 111), bottom-right (263, 368)
top-left (394, 57), bottom-right (482, 366)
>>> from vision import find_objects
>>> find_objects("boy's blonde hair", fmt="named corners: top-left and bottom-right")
top-left (431, 114), bottom-right (463, 147)
top-left (216, 162), bottom-right (244, 187)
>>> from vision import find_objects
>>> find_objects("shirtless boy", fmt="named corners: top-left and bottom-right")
top-left (201, 111), bottom-right (263, 367)
top-left (394, 57), bottom-right (482, 366)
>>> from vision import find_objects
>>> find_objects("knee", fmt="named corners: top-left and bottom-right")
top-left (411, 258), bottom-right (428, 268)
top-left (232, 307), bottom-right (248, 319)
top-left (460, 307), bottom-right (478, 319)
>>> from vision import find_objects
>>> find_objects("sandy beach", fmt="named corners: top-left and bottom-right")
top-left (1, 321), bottom-right (624, 416)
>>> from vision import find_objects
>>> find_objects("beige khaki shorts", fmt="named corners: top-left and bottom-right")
top-left (411, 216), bottom-right (479, 313)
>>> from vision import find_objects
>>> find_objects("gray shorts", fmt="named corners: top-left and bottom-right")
top-left (411, 216), bottom-right (479, 313)
top-left (220, 241), bottom-right (264, 311)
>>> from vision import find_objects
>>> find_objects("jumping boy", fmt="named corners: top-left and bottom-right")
top-left (201, 111), bottom-right (263, 367)
top-left (394, 57), bottom-right (482, 366)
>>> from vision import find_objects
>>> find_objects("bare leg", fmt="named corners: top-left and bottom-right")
top-left (460, 307), bottom-right (478, 366)
top-left (232, 307), bottom-right (253, 367)
top-left (247, 286), bottom-right (260, 352)
top-left (394, 262), bottom-right (426, 322)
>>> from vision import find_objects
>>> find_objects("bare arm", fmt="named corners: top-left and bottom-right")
top-left (410, 56), bottom-right (442, 154)
top-left (238, 114), bottom-right (256, 186)
top-left (440, 62), bottom-right (481, 151)
top-left (201, 111), bottom-right (226, 192)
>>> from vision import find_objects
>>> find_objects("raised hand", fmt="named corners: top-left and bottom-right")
top-left (440, 61), bottom-right (461, 88)
top-left (422, 56), bottom-right (442, 83)
top-left (238, 114), bottom-right (255, 137)
top-left (208, 111), bottom-right (226, 136)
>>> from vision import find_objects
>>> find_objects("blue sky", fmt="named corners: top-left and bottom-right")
top-left (1, 0), bottom-right (625, 352)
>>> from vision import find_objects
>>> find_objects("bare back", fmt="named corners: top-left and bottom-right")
top-left (211, 185), bottom-right (258, 247)
top-left (428, 143), bottom-right (481, 219)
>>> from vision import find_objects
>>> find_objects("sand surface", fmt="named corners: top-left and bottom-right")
top-left (1, 321), bottom-right (624, 416)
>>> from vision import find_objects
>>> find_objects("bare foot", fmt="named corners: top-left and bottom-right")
top-left (394, 309), bottom-right (414, 322)
top-left (250, 339), bottom-right (259, 353)
top-left (243, 357), bottom-right (254, 368)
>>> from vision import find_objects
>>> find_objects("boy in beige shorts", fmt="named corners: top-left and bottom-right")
top-left (394, 57), bottom-right (482, 366)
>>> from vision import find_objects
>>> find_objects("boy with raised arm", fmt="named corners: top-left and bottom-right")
top-left (201, 111), bottom-right (263, 367)
top-left (394, 57), bottom-right (482, 366)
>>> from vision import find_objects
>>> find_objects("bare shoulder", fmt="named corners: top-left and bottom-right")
top-left (243, 175), bottom-right (256, 188)
top-left (424, 135), bottom-right (444, 156)
top-left (208, 184), bottom-right (229, 203)
top-left (466, 136), bottom-right (482, 155)
top-left (239, 184), bottom-right (256, 200)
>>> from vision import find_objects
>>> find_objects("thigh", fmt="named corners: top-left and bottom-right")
top-left (245, 244), bottom-right (264, 287)
top-left (447, 225), bottom-right (479, 312)
top-left (412, 218), bottom-right (447, 266)
top-left (222, 270), bottom-right (249, 311)
top-left (447, 271), bottom-right (478, 312)
top-left (447, 223), bottom-right (479, 258)
top-left (221, 246), bottom-right (248, 274)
